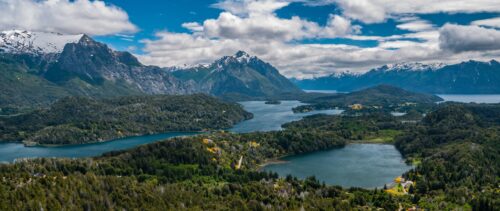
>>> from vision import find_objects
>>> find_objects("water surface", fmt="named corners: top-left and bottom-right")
top-left (438, 94), bottom-right (500, 103)
top-left (263, 144), bottom-right (412, 188)
top-left (0, 101), bottom-right (342, 162)
top-left (230, 101), bottom-right (343, 133)
top-left (0, 132), bottom-right (198, 163)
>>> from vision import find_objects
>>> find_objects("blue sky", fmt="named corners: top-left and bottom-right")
top-left (1, 0), bottom-right (500, 78)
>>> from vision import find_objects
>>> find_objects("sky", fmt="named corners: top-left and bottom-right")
top-left (1, 0), bottom-right (500, 78)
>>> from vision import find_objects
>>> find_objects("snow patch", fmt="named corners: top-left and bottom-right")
top-left (0, 30), bottom-right (83, 54)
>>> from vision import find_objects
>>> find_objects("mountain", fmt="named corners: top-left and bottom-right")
top-left (0, 30), bottom-right (82, 54)
top-left (0, 31), bottom-right (300, 109)
top-left (295, 60), bottom-right (500, 94)
top-left (172, 51), bottom-right (303, 100)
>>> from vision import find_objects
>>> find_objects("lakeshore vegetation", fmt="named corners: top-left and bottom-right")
top-left (0, 103), bottom-right (498, 210)
top-left (0, 94), bottom-right (252, 145)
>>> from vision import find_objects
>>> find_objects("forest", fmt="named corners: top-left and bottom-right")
top-left (0, 94), bottom-right (252, 145)
top-left (292, 85), bottom-right (441, 113)
top-left (0, 103), bottom-right (498, 210)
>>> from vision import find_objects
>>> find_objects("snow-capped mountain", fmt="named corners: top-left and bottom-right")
top-left (0, 30), bottom-right (83, 54)
top-left (171, 51), bottom-right (302, 99)
top-left (294, 60), bottom-right (500, 93)
top-left (327, 71), bottom-right (361, 78)
top-left (374, 62), bottom-right (446, 72)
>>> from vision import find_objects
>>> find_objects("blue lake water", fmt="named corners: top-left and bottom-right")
top-left (438, 94), bottom-right (500, 103)
top-left (0, 132), bottom-right (199, 163)
top-left (262, 144), bottom-right (412, 188)
top-left (230, 101), bottom-right (343, 133)
top-left (0, 101), bottom-right (342, 162)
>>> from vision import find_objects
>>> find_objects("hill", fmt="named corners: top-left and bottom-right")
top-left (295, 60), bottom-right (500, 94)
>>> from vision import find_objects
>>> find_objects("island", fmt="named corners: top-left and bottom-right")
top-left (293, 85), bottom-right (442, 113)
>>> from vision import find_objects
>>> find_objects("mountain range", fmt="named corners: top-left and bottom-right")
top-left (294, 60), bottom-right (500, 94)
top-left (0, 30), bottom-right (301, 109)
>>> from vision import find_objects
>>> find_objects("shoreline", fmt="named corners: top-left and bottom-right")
top-left (257, 157), bottom-right (290, 170)
top-left (21, 131), bottom-right (206, 148)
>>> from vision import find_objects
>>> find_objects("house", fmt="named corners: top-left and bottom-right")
top-left (207, 147), bottom-right (221, 155)
top-left (402, 181), bottom-right (414, 189)
top-left (202, 138), bottom-right (214, 144)
top-left (394, 176), bottom-right (405, 183)
top-left (349, 104), bottom-right (363, 110)
top-left (249, 141), bottom-right (260, 148)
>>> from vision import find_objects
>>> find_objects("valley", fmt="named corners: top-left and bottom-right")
top-left (1, 29), bottom-right (499, 211)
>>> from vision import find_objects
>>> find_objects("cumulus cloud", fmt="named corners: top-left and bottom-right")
top-left (472, 17), bottom-right (500, 28)
top-left (139, 0), bottom-right (500, 78)
top-left (186, 1), bottom-right (360, 42)
top-left (139, 29), bottom-right (447, 78)
top-left (0, 0), bottom-right (137, 35)
top-left (305, 0), bottom-right (500, 24)
top-left (396, 19), bottom-right (435, 32)
top-left (212, 0), bottom-right (290, 16)
top-left (439, 24), bottom-right (500, 53)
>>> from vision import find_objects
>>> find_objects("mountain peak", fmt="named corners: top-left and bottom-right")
top-left (235, 50), bottom-right (250, 58)
top-left (376, 62), bottom-right (446, 72)
top-left (0, 30), bottom-right (83, 54)
top-left (79, 34), bottom-right (93, 42)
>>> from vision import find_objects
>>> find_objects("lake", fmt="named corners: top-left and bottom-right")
top-left (0, 101), bottom-right (342, 162)
top-left (262, 144), bottom-right (413, 188)
top-left (230, 101), bottom-right (343, 133)
top-left (437, 94), bottom-right (500, 103)
top-left (0, 132), bottom-right (199, 163)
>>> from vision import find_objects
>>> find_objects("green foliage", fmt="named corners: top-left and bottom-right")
top-left (293, 85), bottom-right (441, 113)
top-left (0, 94), bottom-right (252, 145)
top-left (395, 103), bottom-right (500, 209)
top-left (0, 103), bottom-right (498, 210)
top-left (283, 113), bottom-right (406, 142)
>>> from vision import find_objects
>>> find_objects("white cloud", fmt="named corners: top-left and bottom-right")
top-left (0, 0), bottom-right (137, 36)
top-left (439, 24), bottom-right (500, 53)
top-left (188, 1), bottom-right (360, 42)
top-left (396, 20), bottom-right (435, 32)
top-left (472, 17), bottom-right (500, 28)
top-left (212, 0), bottom-right (290, 16)
top-left (306, 0), bottom-right (500, 24)
top-left (138, 0), bottom-right (500, 78)
top-left (334, 0), bottom-right (386, 24)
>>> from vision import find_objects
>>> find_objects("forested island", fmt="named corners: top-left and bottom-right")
top-left (0, 103), bottom-right (497, 210)
top-left (0, 94), bottom-right (252, 146)
top-left (293, 85), bottom-right (442, 113)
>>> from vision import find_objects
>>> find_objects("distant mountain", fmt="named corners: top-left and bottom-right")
top-left (295, 60), bottom-right (500, 94)
top-left (0, 31), bottom-right (301, 109)
top-left (173, 51), bottom-right (302, 100)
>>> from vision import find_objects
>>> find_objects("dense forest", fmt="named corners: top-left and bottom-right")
top-left (293, 85), bottom-right (441, 113)
top-left (0, 94), bottom-right (252, 145)
top-left (0, 103), bottom-right (497, 210)
top-left (394, 103), bottom-right (500, 210)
